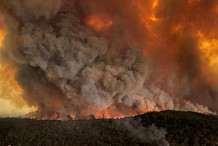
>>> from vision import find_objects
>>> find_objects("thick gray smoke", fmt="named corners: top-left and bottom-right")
top-left (0, 0), bottom-right (217, 119)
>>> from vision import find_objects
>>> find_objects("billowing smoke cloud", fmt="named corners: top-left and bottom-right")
top-left (1, 0), bottom-right (218, 119)
top-left (3, 0), bottom-right (62, 20)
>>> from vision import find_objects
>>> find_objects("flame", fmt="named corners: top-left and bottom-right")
top-left (131, 0), bottom-right (159, 31)
top-left (94, 109), bottom-right (127, 119)
top-left (0, 30), bottom-right (6, 48)
top-left (0, 14), bottom-right (37, 117)
top-left (86, 15), bottom-right (113, 32)
top-left (198, 32), bottom-right (218, 84)
top-left (89, 105), bottom-right (156, 119)
top-left (0, 64), bottom-right (37, 117)
top-left (1, 0), bottom-right (217, 119)
top-left (81, 0), bottom-right (218, 119)
top-left (0, 15), bottom-right (6, 49)
top-left (150, 0), bottom-right (159, 22)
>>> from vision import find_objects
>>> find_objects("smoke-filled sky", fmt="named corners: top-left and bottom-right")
top-left (0, 0), bottom-right (218, 119)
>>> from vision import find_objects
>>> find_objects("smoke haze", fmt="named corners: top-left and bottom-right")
top-left (0, 0), bottom-right (218, 119)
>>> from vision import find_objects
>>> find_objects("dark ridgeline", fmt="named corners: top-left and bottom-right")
top-left (0, 110), bottom-right (217, 146)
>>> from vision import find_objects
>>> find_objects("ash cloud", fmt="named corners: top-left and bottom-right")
top-left (2, 0), bottom-right (62, 20)
top-left (0, 0), bottom-right (218, 119)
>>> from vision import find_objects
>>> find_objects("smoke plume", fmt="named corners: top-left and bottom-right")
top-left (0, 0), bottom-right (218, 119)
top-left (119, 119), bottom-right (169, 146)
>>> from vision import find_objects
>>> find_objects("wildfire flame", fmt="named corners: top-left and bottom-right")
top-left (86, 15), bottom-right (113, 32)
top-left (150, 0), bottom-right (159, 22)
top-left (0, 30), bottom-right (6, 48)
top-left (0, 15), bottom-right (6, 49)
top-left (83, 0), bottom-right (218, 119)
top-left (1, 0), bottom-right (218, 119)
top-left (0, 14), bottom-right (37, 117)
top-left (198, 32), bottom-right (218, 84)
top-left (0, 64), bottom-right (37, 116)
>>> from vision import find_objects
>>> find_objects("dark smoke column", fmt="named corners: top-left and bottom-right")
top-left (1, 0), bottom-right (216, 119)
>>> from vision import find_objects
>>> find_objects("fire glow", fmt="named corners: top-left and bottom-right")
top-left (198, 32), bottom-right (218, 84)
top-left (86, 15), bottom-right (113, 32)
top-left (0, 64), bottom-right (37, 116)
top-left (0, 30), bottom-right (6, 48)
top-left (0, 14), bottom-right (36, 117)
top-left (0, 15), bottom-right (6, 48)
top-left (0, 0), bottom-right (218, 120)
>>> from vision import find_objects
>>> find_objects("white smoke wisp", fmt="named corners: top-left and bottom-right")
top-left (0, 0), bottom-right (217, 119)
top-left (116, 118), bottom-right (170, 146)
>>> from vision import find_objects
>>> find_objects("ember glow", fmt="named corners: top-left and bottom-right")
top-left (87, 15), bottom-right (113, 32)
top-left (0, 0), bottom-right (218, 119)
top-left (198, 32), bottom-right (218, 85)
top-left (0, 16), bottom-right (6, 48)
top-left (0, 30), bottom-right (6, 48)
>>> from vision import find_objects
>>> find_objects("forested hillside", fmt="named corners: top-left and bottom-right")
top-left (0, 111), bottom-right (217, 146)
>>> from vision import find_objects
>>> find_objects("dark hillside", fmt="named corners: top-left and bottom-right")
top-left (0, 110), bottom-right (217, 146)
top-left (134, 111), bottom-right (218, 146)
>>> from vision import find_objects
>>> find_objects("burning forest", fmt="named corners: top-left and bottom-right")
top-left (0, 0), bottom-right (218, 120)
